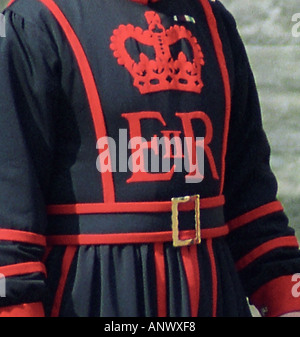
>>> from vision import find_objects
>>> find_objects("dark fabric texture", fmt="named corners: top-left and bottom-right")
top-left (0, 0), bottom-right (299, 316)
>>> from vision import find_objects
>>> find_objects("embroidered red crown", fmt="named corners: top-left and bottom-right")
top-left (110, 11), bottom-right (205, 94)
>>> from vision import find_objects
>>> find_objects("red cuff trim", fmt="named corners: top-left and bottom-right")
top-left (0, 229), bottom-right (46, 246)
top-left (235, 236), bottom-right (299, 271)
top-left (250, 275), bottom-right (300, 317)
top-left (227, 201), bottom-right (284, 231)
top-left (0, 262), bottom-right (47, 278)
top-left (0, 302), bottom-right (45, 317)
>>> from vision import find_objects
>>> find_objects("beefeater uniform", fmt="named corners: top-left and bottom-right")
top-left (0, 0), bottom-right (300, 317)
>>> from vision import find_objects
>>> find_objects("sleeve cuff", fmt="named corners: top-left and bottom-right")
top-left (0, 302), bottom-right (45, 317)
top-left (249, 275), bottom-right (300, 317)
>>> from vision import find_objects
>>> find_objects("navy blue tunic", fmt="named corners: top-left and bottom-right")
top-left (0, 0), bottom-right (299, 317)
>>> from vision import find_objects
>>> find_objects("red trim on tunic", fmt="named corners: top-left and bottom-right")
top-left (181, 245), bottom-right (200, 317)
top-left (250, 275), bottom-right (300, 317)
top-left (46, 195), bottom-right (225, 215)
top-left (0, 302), bottom-right (45, 317)
top-left (37, 0), bottom-right (115, 203)
top-left (154, 243), bottom-right (167, 317)
top-left (207, 239), bottom-right (218, 317)
top-left (236, 236), bottom-right (299, 271)
top-left (37, 0), bottom-right (231, 209)
top-left (0, 262), bottom-right (46, 278)
top-left (0, 229), bottom-right (46, 246)
top-left (51, 246), bottom-right (77, 317)
top-left (47, 226), bottom-right (229, 246)
top-left (227, 201), bottom-right (284, 231)
top-left (199, 0), bottom-right (232, 195)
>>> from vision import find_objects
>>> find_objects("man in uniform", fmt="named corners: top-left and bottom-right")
top-left (0, 0), bottom-right (300, 317)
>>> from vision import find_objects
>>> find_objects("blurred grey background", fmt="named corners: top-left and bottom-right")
top-left (1, 0), bottom-right (300, 239)
top-left (0, 0), bottom-right (8, 12)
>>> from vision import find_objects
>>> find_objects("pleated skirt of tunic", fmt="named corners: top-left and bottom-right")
top-left (43, 237), bottom-right (251, 317)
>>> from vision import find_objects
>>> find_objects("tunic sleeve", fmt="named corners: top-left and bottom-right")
top-left (0, 8), bottom-right (60, 316)
top-left (215, 1), bottom-right (300, 317)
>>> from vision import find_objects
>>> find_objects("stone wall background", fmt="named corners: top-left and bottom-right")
top-left (1, 0), bottom-right (300, 239)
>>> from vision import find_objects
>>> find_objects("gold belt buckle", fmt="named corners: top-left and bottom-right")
top-left (171, 194), bottom-right (201, 247)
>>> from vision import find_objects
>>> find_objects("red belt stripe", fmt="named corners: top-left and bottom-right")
top-left (46, 226), bottom-right (229, 246)
top-left (0, 226), bottom-right (229, 246)
top-left (46, 195), bottom-right (225, 215)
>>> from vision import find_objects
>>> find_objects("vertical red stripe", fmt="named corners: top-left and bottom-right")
top-left (181, 245), bottom-right (200, 317)
top-left (207, 239), bottom-right (218, 317)
top-left (51, 246), bottom-right (77, 317)
top-left (37, 0), bottom-right (115, 203)
top-left (154, 243), bottom-right (167, 317)
top-left (199, 0), bottom-right (231, 195)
